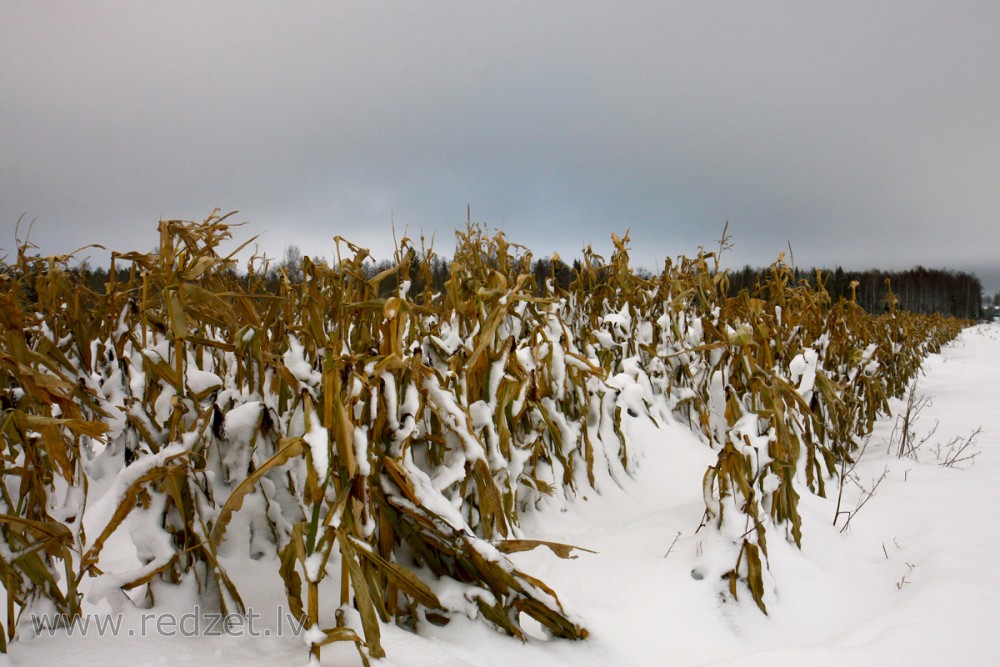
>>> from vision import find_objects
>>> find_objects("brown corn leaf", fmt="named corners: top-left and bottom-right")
top-left (492, 539), bottom-right (596, 559)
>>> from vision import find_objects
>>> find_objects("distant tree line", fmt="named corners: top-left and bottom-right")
top-left (359, 251), bottom-right (581, 297)
top-left (65, 248), bottom-right (986, 320)
top-left (728, 265), bottom-right (985, 319)
top-left (987, 290), bottom-right (1000, 319)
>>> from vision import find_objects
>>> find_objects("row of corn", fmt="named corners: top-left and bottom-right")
top-left (0, 215), bottom-right (966, 660)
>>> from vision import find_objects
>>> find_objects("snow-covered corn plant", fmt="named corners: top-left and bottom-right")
top-left (0, 215), bottom-right (968, 660)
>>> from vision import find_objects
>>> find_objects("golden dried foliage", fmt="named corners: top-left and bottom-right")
top-left (0, 214), bottom-right (967, 657)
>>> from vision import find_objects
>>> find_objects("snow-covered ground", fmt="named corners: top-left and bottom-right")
top-left (7, 323), bottom-right (999, 667)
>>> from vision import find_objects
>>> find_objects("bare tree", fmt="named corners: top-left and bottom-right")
top-left (282, 244), bottom-right (303, 283)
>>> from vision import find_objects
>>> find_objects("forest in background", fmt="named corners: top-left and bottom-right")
top-left (728, 265), bottom-right (986, 320)
top-left (69, 245), bottom-right (990, 320)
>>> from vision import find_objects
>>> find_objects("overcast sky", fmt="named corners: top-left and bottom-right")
top-left (2, 2), bottom-right (999, 290)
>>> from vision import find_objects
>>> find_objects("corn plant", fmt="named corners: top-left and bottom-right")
top-left (0, 214), bottom-right (969, 659)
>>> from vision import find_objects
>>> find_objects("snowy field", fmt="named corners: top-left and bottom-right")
top-left (6, 323), bottom-right (999, 667)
